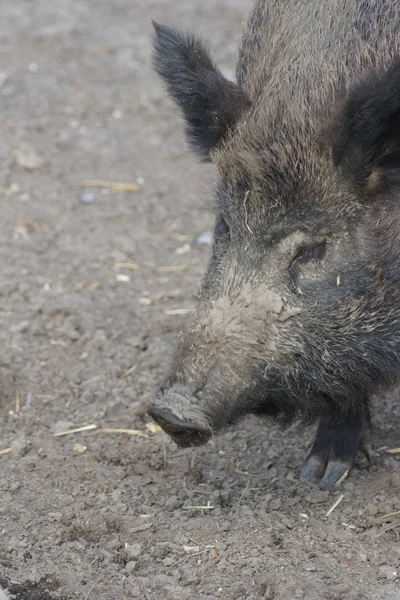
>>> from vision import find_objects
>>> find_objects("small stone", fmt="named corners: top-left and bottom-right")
top-left (79, 191), bottom-right (96, 204)
top-left (306, 490), bottom-right (329, 504)
top-left (125, 542), bottom-right (142, 560)
top-left (378, 564), bottom-right (397, 580)
top-left (14, 143), bottom-right (45, 171)
top-left (10, 438), bottom-right (30, 457)
top-left (73, 445), bottom-right (87, 453)
top-left (106, 538), bottom-right (121, 550)
top-left (269, 498), bottom-right (281, 511)
top-left (366, 503), bottom-right (378, 516)
top-left (162, 556), bottom-right (175, 566)
top-left (129, 584), bottom-right (141, 598)
top-left (116, 274), bottom-right (130, 283)
top-left (125, 561), bottom-right (137, 574)
top-left (196, 232), bottom-right (212, 246)
top-left (47, 512), bottom-right (62, 521)
top-left (8, 183), bottom-right (20, 196)
top-left (10, 320), bottom-right (30, 333)
top-left (165, 495), bottom-right (180, 510)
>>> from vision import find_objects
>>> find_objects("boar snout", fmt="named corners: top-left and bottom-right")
top-left (147, 385), bottom-right (212, 447)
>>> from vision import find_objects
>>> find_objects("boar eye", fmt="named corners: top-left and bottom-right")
top-left (217, 215), bottom-right (230, 237)
top-left (214, 215), bottom-right (230, 243)
top-left (291, 241), bottom-right (326, 266)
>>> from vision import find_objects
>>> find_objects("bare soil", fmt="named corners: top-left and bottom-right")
top-left (0, 1), bottom-right (399, 599)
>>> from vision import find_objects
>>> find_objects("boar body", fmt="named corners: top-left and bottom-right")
top-left (148, 1), bottom-right (400, 485)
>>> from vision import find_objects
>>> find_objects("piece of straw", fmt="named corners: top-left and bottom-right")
top-left (53, 424), bottom-right (97, 437)
top-left (97, 428), bottom-right (148, 438)
top-left (83, 180), bottom-right (139, 192)
top-left (326, 494), bottom-right (344, 517)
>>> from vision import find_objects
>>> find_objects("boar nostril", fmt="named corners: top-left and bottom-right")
top-left (147, 404), bottom-right (211, 447)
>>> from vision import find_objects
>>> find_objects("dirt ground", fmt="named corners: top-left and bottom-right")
top-left (0, 1), bottom-right (399, 599)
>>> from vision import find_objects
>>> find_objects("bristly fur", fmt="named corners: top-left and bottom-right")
top-left (150, 1), bottom-right (400, 457)
top-left (333, 60), bottom-right (400, 193)
top-left (152, 21), bottom-right (251, 159)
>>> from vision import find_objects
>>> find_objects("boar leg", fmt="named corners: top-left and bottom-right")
top-left (300, 406), bottom-right (372, 487)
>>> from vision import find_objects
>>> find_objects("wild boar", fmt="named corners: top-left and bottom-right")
top-left (147, 1), bottom-right (400, 486)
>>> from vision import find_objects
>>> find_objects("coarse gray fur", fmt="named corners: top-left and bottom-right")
top-left (148, 1), bottom-right (400, 484)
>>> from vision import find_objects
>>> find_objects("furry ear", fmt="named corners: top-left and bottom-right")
top-left (152, 21), bottom-right (251, 159)
top-left (333, 60), bottom-right (400, 195)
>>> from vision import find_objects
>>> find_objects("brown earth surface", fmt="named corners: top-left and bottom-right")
top-left (0, 1), bottom-right (399, 599)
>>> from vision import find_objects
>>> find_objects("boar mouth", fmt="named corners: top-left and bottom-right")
top-left (147, 404), bottom-right (212, 447)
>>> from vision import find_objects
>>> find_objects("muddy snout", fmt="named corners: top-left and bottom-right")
top-left (147, 385), bottom-right (212, 448)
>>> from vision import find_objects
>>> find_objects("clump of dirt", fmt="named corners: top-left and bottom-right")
top-left (1, 576), bottom-right (68, 600)
top-left (0, 1), bottom-right (399, 599)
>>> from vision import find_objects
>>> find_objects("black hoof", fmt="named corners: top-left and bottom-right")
top-left (300, 408), bottom-right (372, 487)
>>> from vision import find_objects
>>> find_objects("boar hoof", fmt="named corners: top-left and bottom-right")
top-left (147, 405), bottom-right (212, 447)
top-left (300, 409), bottom-right (372, 487)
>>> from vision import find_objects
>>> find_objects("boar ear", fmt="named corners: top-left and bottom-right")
top-left (333, 60), bottom-right (400, 195)
top-left (152, 21), bottom-right (251, 159)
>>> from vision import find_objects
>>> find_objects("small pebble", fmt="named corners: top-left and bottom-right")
top-left (306, 490), bottom-right (329, 504)
top-left (79, 191), bottom-right (96, 204)
top-left (269, 498), bottom-right (281, 511)
top-left (73, 445), bottom-right (87, 453)
top-left (125, 543), bottom-right (142, 560)
top-left (196, 232), bottom-right (212, 246)
top-left (47, 512), bottom-right (62, 521)
top-left (10, 438), bottom-right (30, 457)
top-left (366, 503), bottom-right (378, 516)
top-left (14, 143), bottom-right (45, 171)
top-left (125, 561), bottom-right (137, 574)
top-left (10, 320), bottom-right (30, 333)
top-left (116, 274), bottom-right (130, 283)
top-left (378, 564), bottom-right (397, 580)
